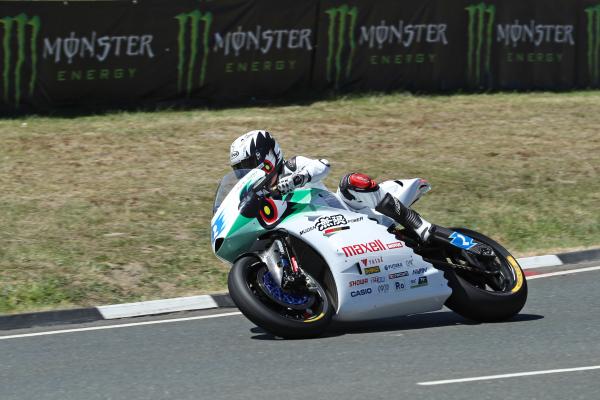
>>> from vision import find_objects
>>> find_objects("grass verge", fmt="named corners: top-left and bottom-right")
top-left (1, 92), bottom-right (599, 313)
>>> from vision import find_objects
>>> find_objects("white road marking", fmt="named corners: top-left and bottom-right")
top-left (526, 265), bottom-right (600, 280)
top-left (1, 264), bottom-right (599, 341)
top-left (418, 365), bottom-right (600, 386)
top-left (518, 255), bottom-right (563, 269)
top-left (97, 295), bottom-right (219, 319)
top-left (0, 311), bottom-right (242, 341)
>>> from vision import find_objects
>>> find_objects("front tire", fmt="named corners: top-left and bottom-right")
top-left (228, 256), bottom-right (334, 339)
top-left (441, 228), bottom-right (528, 322)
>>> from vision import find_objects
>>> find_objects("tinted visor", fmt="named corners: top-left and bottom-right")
top-left (232, 158), bottom-right (258, 178)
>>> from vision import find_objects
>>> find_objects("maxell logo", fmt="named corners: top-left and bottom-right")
top-left (465, 2), bottom-right (495, 87)
top-left (175, 10), bottom-right (213, 95)
top-left (341, 239), bottom-right (386, 257)
top-left (585, 5), bottom-right (600, 84)
top-left (0, 13), bottom-right (40, 107)
top-left (324, 5), bottom-right (358, 88)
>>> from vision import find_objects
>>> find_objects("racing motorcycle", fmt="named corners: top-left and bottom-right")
top-left (211, 169), bottom-right (527, 339)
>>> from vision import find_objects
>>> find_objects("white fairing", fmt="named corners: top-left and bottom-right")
top-left (379, 178), bottom-right (432, 207)
top-left (282, 191), bottom-right (451, 322)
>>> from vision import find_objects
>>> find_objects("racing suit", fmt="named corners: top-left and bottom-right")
top-left (277, 156), bottom-right (331, 193)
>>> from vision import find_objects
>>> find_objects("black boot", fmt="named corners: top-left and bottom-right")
top-left (375, 193), bottom-right (433, 242)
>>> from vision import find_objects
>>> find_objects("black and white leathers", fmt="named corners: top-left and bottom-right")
top-left (277, 156), bottom-right (330, 193)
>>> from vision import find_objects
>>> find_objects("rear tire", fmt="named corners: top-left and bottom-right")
top-left (228, 255), bottom-right (334, 339)
top-left (442, 228), bottom-right (528, 322)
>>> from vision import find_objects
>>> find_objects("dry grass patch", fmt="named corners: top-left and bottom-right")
top-left (1, 92), bottom-right (599, 313)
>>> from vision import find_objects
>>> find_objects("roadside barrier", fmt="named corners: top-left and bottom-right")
top-left (1, 0), bottom-right (599, 114)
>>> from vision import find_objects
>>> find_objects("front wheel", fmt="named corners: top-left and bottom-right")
top-left (439, 228), bottom-right (528, 322)
top-left (228, 256), bottom-right (334, 339)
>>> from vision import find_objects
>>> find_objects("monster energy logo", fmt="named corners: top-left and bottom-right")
top-left (324, 5), bottom-right (358, 87)
top-left (0, 14), bottom-right (40, 107)
top-left (585, 5), bottom-right (600, 85)
top-left (465, 3), bottom-right (495, 86)
top-left (175, 10), bottom-right (213, 95)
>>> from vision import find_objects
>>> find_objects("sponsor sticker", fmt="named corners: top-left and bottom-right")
top-left (412, 267), bottom-right (427, 275)
top-left (384, 262), bottom-right (403, 271)
top-left (449, 231), bottom-right (477, 250)
top-left (341, 239), bottom-right (386, 257)
top-left (388, 271), bottom-right (409, 279)
top-left (377, 284), bottom-right (390, 294)
top-left (411, 276), bottom-right (428, 288)
top-left (302, 214), bottom-right (350, 236)
top-left (350, 288), bottom-right (372, 297)
top-left (211, 212), bottom-right (226, 242)
top-left (386, 241), bottom-right (404, 249)
top-left (348, 278), bottom-right (369, 288)
top-left (323, 226), bottom-right (350, 237)
top-left (299, 225), bottom-right (317, 235)
top-left (361, 256), bottom-right (383, 267)
top-left (316, 214), bottom-right (347, 231)
top-left (347, 216), bottom-right (364, 223)
top-left (363, 266), bottom-right (381, 275)
top-left (371, 276), bottom-right (385, 283)
top-left (394, 280), bottom-right (408, 291)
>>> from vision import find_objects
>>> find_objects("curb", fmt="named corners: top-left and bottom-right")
top-left (2, 248), bottom-right (599, 331)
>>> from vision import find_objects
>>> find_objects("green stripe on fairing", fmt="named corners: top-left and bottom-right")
top-left (216, 188), bottom-right (327, 261)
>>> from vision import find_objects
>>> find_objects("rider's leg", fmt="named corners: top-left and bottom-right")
top-left (375, 192), bottom-right (433, 242)
top-left (337, 173), bottom-right (434, 242)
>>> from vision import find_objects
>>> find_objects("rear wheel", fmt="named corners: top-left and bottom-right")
top-left (436, 228), bottom-right (528, 322)
top-left (228, 255), bottom-right (334, 339)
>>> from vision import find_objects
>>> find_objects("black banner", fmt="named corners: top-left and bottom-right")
top-left (0, 0), bottom-right (318, 114)
top-left (1, 0), bottom-right (600, 115)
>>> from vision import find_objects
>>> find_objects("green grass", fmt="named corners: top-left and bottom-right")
top-left (1, 92), bottom-right (599, 313)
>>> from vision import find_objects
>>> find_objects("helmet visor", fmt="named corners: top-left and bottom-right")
top-left (232, 157), bottom-right (258, 171)
top-left (232, 158), bottom-right (258, 178)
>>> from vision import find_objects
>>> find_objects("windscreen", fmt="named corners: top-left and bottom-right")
top-left (212, 169), bottom-right (251, 215)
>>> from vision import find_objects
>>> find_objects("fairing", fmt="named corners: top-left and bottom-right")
top-left (211, 170), bottom-right (451, 321)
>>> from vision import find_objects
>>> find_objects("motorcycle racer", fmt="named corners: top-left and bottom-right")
top-left (229, 130), bottom-right (435, 243)
top-left (229, 130), bottom-right (330, 194)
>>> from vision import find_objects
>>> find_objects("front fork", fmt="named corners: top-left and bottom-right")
top-left (259, 233), bottom-right (309, 293)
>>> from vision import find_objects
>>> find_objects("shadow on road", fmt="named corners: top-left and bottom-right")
top-left (249, 312), bottom-right (544, 340)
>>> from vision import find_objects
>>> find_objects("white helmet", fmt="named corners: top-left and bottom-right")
top-left (230, 130), bottom-right (283, 176)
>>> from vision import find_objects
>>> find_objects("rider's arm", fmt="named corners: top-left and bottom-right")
top-left (285, 156), bottom-right (330, 185)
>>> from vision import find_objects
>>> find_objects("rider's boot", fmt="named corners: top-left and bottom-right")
top-left (376, 193), bottom-right (496, 258)
top-left (375, 192), bottom-right (433, 243)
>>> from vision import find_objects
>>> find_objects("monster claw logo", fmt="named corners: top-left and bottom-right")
top-left (324, 5), bottom-right (358, 88)
top-left (585, 5), bottom-right (600, 85)
top-left (175, 10), bottom-right (213, 96)
top-left (465, 2), bottom-right (495, 87)
top-left (0, 13), bottom-right (40, 107)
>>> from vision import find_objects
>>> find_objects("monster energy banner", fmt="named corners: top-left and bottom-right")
top-left (1, 0), bottom-right (600, 114)
top-left (0, 0), bottom-right (317, 114)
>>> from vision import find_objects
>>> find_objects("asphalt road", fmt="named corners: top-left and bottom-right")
top-left (1, 263), bottom-right (599, 400)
